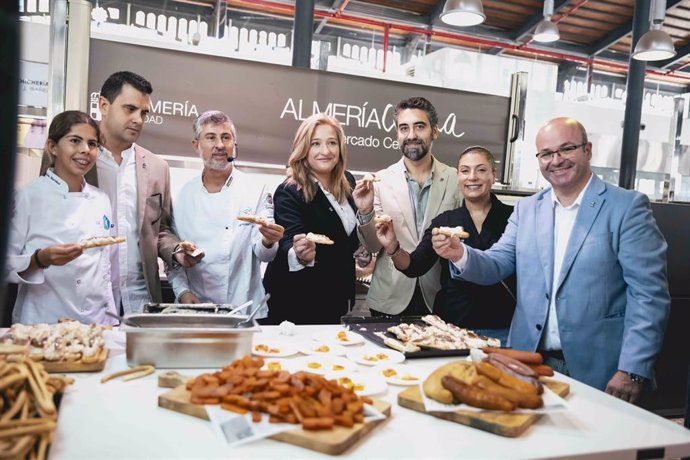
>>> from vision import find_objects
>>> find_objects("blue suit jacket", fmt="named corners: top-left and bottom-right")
top-left (457, 175), bottom-right (670, 390)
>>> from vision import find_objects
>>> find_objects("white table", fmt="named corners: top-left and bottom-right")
top-left (48, 325), bottom-right (690, 459)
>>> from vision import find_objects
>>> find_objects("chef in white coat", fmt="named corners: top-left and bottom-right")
top-left (5, 111), bottom-right (117, 325)
top-left (167, 111), bottom-right (284, 319)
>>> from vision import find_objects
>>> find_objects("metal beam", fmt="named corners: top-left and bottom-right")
top-left (588, 0), bottom-right (683, 56)
top-left (314, 0), bottom-right (345, 35)
top-left (427, 0), bottom-right (446, 26)
top-left (620, 0), bottom-right (650, 190)
top-left (511, 0), bottom-right (569, 42)
top-left (292, 0), bottom-right (314, 68)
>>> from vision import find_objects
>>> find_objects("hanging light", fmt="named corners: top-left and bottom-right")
top-left (533, 0), bottom-right (559, 43)
top-left (632, 0), bottom-right (676, 61)
top-left (440, 0), bottom-right (486, 27)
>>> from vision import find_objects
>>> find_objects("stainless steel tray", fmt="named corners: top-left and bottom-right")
top-left (142, 302), bottom-right (238, 314)
top-left (122, 314), bottom-right (260, 368)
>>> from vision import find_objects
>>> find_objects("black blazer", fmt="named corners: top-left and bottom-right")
top-left (263, 172), bottom-right (359, 325)
top-left (401, 194), bottom-right (516, 329)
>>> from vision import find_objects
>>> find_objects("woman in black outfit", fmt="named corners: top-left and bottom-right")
top-left (375, 146), bottom-right (516, 345)
top-left (263, 114), bottom-right (359, 325)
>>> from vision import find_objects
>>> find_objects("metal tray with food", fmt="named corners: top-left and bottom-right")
top-left (122, 314), bottom-right (261, 368)
top-left (142, 302), bottom-right (239, 314)
top-left (341, 315), bottom-right (500, 359)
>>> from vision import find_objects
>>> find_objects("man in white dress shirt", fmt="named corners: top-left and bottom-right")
top-left (167, 111), bottom-right (284, 319)
top-left (434, 117), bottom-right (669, 404)
top-left (86, 71), bottom-right (194, 314)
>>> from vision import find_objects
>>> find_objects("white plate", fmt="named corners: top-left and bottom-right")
top-left (312, 330), bottom-right (365, 346)
top-left (292, 356), bottom-right (357, 375)
top-left (347, 348), bottom-right (405, 366)
top-left (299, 342), bottom-right (347, 356)
top-left (325, 372), bottom-right (387, 397)
top-left (251, 340), bottom-right (298, 358)
top-left (372, 364), bottom-right (422, 386)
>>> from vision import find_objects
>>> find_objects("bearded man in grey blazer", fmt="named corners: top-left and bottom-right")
top-left (353, 97), bottom-right (460, 317)
top-left (86, 71), bottom-right (194, 314)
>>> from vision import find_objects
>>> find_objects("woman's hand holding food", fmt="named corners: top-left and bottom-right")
top-left (352, 180), bottom-right (374, 215)
top-left (293, 234), bottom-right (316, 264)
top-left (431, 228), bottom-right (465, 262)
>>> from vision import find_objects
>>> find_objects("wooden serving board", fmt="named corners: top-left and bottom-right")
top-left (397, 379), bottom-right (569, 438)
top-left (40, 348), bottom-right (108, 373)
top-left (158, 385), bottom-right (391, 455)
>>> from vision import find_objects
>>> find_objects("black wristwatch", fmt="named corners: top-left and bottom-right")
top-left (626, 372), bottom-right (646, 384)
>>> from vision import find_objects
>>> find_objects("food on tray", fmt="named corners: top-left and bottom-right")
top-left (79, 236), bottom-right (126, 249)
top-left (362, 173), bottom-right (381, 183)
top-left (0, 345), bottom-right (73, 460)
top-left (236, 214), bottom-right (269, 225)
top-left (373, 214), bottom-right (393, 225)
top-left (436, 226), bottom-right (470, 239)
top-left (383, 315), bottom-right (500, 352)
top-left (254, 344), bottom-right (281, 354)
top-left (374, 332), bottom-right (421, 353)
top-left (482, 347), bottom-right (544, 365)
top-left (423, 359), bottom-right (544, 411)
top-left (2, 320), bottom-right (108, 364)
top-left (481, 353), bottom-right (544, 394)
top-left (306, 232), bottom-right (334, 245)
top-left (186, 355), bottom-right (374, 430)
top-left (100, 365), bottom-right (155, 384)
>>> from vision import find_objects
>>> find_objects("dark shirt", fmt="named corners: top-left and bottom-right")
top-left (401, 193), bottom-right (516, 329)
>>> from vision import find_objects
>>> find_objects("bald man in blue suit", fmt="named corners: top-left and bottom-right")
top-left (433, 117), bottom-right (670, 404)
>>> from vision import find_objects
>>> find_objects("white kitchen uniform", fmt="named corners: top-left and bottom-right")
top-left (5, 169), bottom-right (117, 325)
top-left (97, 145), bottom-right (149, 314)
top-left (167, 169), bottom-right (277, 319)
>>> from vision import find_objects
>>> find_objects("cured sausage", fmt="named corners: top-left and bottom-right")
top-left (481, 347), bottom-right (544, 365)
top-left (486, 352), bottom-right (537, 377)
top-left (441, 375), bottom-right (515, 412)
top-left (476, 362), bottom-right (540, 395)
top-left (473, 375), bottom-right (543, 409)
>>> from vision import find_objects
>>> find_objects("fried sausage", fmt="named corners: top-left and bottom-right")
top-left (476, 362), bottom-right (539, 395)
top-left (490, 360), bottom-right (544, 394)
top-left (486, 353), bottom-right (537, 377)
top-left (481, 347), bottom-right (543, 365)
top-left (441, 375), bottom-right (515, 411)
top-left (473, 375), bottom-right (543, 409)
top-left (526, 364), bottom-right (555, 377)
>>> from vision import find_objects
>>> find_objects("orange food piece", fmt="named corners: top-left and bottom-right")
top-left (382, 368), bottom-right (397, 377)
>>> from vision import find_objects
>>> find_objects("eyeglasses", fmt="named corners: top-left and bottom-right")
top-left (535, 143), bottom-right (587, 161)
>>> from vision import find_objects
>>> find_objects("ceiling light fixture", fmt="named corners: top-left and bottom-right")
top-left (632, 0), bottom-right (676, 61)
top-left (533, 0), bottom-right (559, 43)
top-left (440, 0), bottom-right (486, 27)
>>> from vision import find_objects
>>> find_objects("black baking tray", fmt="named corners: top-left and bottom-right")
top-left (341, 315), bottom-right (473, 359)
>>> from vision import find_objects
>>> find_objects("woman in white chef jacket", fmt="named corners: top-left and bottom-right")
top-left (5, 111), bottom-right (117, 325)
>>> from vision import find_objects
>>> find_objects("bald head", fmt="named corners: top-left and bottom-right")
top-left (537, 117), bottom-right (588, 145)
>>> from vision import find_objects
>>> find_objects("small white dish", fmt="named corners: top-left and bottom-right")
top-left (325, 372), bottom-right (387, 397)
top-left (292, 356), bottom-right (357, 375)
top-left (372, 364), bottom-right (421, 386)
top-left (299, 342), bottom-right (347, 356)
top-left (251, 340), bottom-right (298, 358)
top-left (347, 348), bottom-right (405, 366)
top-left (312, 329), bottom-right (365, 346)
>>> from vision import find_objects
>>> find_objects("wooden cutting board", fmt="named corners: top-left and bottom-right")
top-left (40, 348), bottom-right (108, 373)
top-left (397, 379), bottom-right (569, 438)
top-left (158, 384), bottom-right (391, 455)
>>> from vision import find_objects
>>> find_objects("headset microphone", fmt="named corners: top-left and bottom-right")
top-left (227, 144), bottom-right (239, 162)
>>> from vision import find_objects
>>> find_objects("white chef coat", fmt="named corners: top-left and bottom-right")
top-left (167, 168), bottom-right (277, 318)
top-left (5, 169), bottom-right (118, 325)
top-left (97, 144), bottom-right (149, 314)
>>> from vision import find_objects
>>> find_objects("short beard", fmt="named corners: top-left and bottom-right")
top-left (204, 157), bottom-right (232, 172)
top-left (401, 141), bottom-right (429, 161)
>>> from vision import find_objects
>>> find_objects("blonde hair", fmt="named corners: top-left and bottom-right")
top-left (287, 113), bottom-right (351, 203)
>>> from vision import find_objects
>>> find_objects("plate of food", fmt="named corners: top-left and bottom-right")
top-left (325, 372), bottom-right (387, 397)
top-left (312, 329), bottom-right (365, 346)
top-left (292, 356), bottom-right (357, 375)
top-left (372, 364), bottom-right (422, 386)
top-left (251, 341), bottom-right (298, 358)
top-left (347, 348), bottom-right (405, 366)
top-left (299, 342), bottom-right (347, 356)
